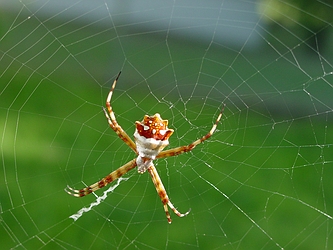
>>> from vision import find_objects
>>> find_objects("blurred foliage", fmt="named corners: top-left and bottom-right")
top-left (257, 0), bottom-right (333, 50)
top-left (258, 0), bottom-right (332, 28)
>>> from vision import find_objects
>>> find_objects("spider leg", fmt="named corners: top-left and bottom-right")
top-left (104, 71), bottom-right (137, 153)
top-left (65, 159), bottom-right (137, 197)
top-left (156, 104), bottom-right (225, 159)
top-left (147, 164), bottom-right (190, 224)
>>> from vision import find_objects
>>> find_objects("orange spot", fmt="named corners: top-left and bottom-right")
top-left (98, 181), bottom-right (106, 188)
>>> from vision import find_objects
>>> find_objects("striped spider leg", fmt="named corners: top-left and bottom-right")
top-left (65, 71), bottom-right (224, 223)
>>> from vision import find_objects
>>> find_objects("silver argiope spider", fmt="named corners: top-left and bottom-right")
top-left (65, 71), bottom-right (225, 223)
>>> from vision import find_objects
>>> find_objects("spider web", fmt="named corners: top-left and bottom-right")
top-left (1, 0), bottom-right (333, 249)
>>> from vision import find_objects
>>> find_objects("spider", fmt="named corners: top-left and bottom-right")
top-left (65, 71), bottom-right (225, 223)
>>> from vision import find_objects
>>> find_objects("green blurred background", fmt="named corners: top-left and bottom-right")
top-left (1, 1), bottom-right (333, 249)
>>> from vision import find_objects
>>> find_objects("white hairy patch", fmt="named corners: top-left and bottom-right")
top-left (134, 130), bottom-right (169, 159)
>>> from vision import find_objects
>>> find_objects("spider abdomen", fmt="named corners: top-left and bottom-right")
top-left (135, 113), bottom-right (174, 140)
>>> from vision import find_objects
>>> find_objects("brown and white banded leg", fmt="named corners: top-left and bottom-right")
top-left (104, 71), bottom-right (137, 153)
top-left (156, 104), bottom-right (225, 159)
top-left (147, 165), bottom-right (190, 223)
top-left (65, 159), bottom-right (137, 197)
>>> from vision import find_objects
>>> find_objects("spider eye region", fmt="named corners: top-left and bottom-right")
top-left (135, 113), bottom-right (174, 140)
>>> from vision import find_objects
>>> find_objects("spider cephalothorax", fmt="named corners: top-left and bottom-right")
top-left (66, 71), bottom-right (225, 223)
